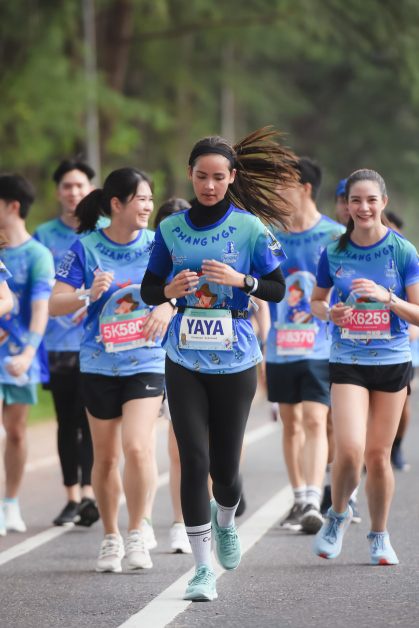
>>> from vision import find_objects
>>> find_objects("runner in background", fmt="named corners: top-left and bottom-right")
top-left (312, 169), bottom-right (419, 565)
top-left (335, 178), bottom-right (349, 226)
top-left (141, 128), bottom-right (294, 601)
top-left (34, 159), bottom-right (99, 527)
top-left (265, 158), bottom-right (345, 534)
top-left (0, 174), bottom-right (54, 534)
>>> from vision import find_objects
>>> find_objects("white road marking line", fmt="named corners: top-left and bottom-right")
top-left (117, 484), bottom-right (293, 628)
top-left (26, 455), bottom-right (59, 472)
top-left (0, 421), bottom-right (279, 567)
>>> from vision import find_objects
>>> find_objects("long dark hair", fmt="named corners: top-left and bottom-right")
top-left (337, 169), bottom-right (390, 251)
top-left (76, 167), bottom-right (152, 233)
top-left (188, 127), bottom-right (298, 229)
top-left (153, 197), bottom-right (191, 229)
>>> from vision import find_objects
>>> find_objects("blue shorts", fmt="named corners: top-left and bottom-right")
top-left (0, 383), bottom-right (38, 405)
top-left (266, 359), bottom-right (330, 406)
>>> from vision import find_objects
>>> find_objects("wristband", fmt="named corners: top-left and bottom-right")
top-left (27, 331), bottom-right (43, 350)
top-left (168, 298), bottom-right (177, 309)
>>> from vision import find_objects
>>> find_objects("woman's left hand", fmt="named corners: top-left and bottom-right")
top-left (201, 259), bottom-right (245, 288)
top-left (351, 278), bottom-right (389, 303)
top-left (142, 302), bottom-right (174, 342)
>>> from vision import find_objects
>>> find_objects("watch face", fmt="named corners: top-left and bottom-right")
top-left (245, 275), bottom-right (254, 290)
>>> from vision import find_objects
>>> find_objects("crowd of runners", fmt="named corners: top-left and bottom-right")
top-left (0, 127), bottom-right (418, 602)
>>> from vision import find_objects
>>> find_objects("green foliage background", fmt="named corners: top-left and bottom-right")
top-left (2, 0), bottom-right (419, 239)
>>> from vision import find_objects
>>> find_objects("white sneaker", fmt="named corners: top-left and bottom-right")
top-left (125, 529), bottom-right (153, 570)
top-left (0, 504), bottom-right (6, 537)
top-left (170, 522), bottom-right (192, 554)
top-left (141, 518), bottom-right (157, 550)
top-left (96, 534), bottom-right (124, 573)
top-left (3, 500), bottom-right (27, 532)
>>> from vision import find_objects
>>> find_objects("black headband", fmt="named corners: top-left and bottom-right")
top-left (188, 145), bottom-right (236, 167)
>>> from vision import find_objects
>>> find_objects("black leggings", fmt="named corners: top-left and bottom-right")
top-left (165, 357), bottom-right (257, 526)
top-left (49, 367), bottom-right (93, 487)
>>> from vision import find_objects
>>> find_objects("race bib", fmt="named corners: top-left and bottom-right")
top-left (341, 303), bottom-right (391, 340)
top-left (275, 323), bottom-right (317, 356)
top-left (179, 308), bottom-right (234, 351)
top-left (100, 308), bottom-right (154, 353)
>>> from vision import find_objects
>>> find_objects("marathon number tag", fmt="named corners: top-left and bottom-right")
top-left (275, 323), bottom-right (317, 356)
top-left (179, 308), bottom-right (234, 351)
top-left (100, 308), bottom-right (155, 352)
top-left (341, 302), bottom-right (391, 340)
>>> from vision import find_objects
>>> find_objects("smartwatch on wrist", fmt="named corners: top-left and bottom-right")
top-left (243, 274), bottom-right (257, 295)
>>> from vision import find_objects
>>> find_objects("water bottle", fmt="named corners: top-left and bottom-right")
top-left (4, 357), bottom-right (30, 386)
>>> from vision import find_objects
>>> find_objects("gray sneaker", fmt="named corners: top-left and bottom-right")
top-left (279, 503), bottom-right (304, 531)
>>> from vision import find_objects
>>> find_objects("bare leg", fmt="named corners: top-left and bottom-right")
top-left (278, 403), bottom-right (305, 488)
top-left (3, 404), bottom-right (29, 498)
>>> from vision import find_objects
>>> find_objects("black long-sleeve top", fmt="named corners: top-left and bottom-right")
top-left (141, 198), bottom-right (286, 305)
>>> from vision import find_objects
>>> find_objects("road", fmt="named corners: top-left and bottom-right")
top-left (1, 388), bottom-right (418, 628)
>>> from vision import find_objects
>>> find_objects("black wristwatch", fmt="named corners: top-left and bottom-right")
top-left (243, 274), bottom-right (256, 295)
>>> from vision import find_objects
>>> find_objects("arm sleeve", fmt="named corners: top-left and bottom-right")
top-left (250, 267), bottom-right (286, 303)
top-left (55, 240), bottom-right (86, 289)
top-left (141, 269), bottom-right (168, 305)
top-left (316, 248), bottom-right (333, 289)
top-left (30, 248), bottom-right (55, 302)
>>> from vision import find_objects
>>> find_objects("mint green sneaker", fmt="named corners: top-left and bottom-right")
top-left (211, 499), bottom-right (241, 570)
top-left (183, 565), bottom-right (218, 601)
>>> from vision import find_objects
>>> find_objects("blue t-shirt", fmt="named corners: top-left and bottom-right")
top-left (55, 228), bottom-right (165, 376)
top-left (317, 229), bottom-right (419, 365)
top-left (266, 215), bottom-right (345, 363)
top-left (0, 239), bottom-right (54, 384)
top-left (34, 218), bottom-right (85, 351)
top-left (410, 338), bottom-right (419, 368)
top-left (146, 204), bottom-right (285, 374)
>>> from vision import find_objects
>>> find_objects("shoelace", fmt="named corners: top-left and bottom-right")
top-left (369, 533), bottom-right (386, 552)
top-left (99, 537), bottom-right (122, 558)
top-left (126, 532), bottom-right (146, 553)
top-left (323, 515), bottom-right (344, 544)
top-left (188, 567), bottom-right (213, 586)
top-left (218, 526), bottom-right (239, 553)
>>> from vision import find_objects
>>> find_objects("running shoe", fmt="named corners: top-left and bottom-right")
top-left (300, 503), bottom-right (324, 534)
top-left (125, 529), bottom-right (153, 569)
top-left (210, 499), bottom-right (241, 570)
top-left (320, 485), bottom-right (332, 515)
top-left (76, 497), bottom-right (100, 527)
top-left (183, 565), bottom-right (218, 602)
top-left (313, 505), bottom-right (353, 559)
top-left (348, 498), bottom-right (362, 524)
top-left (170, 522), bottom-right (192, 554)
top-left (53, 501), bottom-right (80, 526)
top-left (235, 492), bottom-right (247, 517)
top-left (391, 441), bottom-right (410, 472)
top-left (3, 499), bottom-right (27, 533)
top-left (0, 504), bottom-right (6, 537)
top-left (96, 534), bottom-right (125, 573)
top-left (367, 531), bottom-right (399, 566)
top-left (141, 518), bottom-right (157, 550)
top-left (279, 503), bottom-right (304, 531)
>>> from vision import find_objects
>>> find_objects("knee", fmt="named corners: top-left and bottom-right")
top-left (124, 445), bottom-right (149, 467)
top-left (336, 445), bottom-right (363, 471)
top-left (365, 448), bottom-right (390, 475)
top-left (5, 426), bottom-right (26, 446)
top-left (303, 413), bottom-right (326, 435)
top-left (180, 450), bottom-right (209, 483)
top-left (93, 454), bottom-right (119, 475)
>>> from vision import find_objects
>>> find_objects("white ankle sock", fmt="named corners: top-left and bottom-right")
top-left (185, 522), bottom-right (212, 567)
top-left (215, 500), bottom-right (239, 528)
top-left (293, 485), bottom-right (306, 505)
top-left (305, 485), bottom-right (322, 510)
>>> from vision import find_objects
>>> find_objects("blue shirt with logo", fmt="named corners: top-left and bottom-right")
top-left (0, 239), bottom-right (54, 384)
top-left (317, 229), bottom-right (419, 365)
top-left (146, 204), bottom-right (285, 374)
top-left (55, 229), bottom-right (165, 376)
top-left (266, 215), bottom-right (345, 363)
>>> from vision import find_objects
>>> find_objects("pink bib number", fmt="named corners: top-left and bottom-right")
top-left (341, 303), bottom-right (391, 340)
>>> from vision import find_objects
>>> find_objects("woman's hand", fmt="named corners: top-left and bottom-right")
top-left (350, 278), bottom-right (389, 303)
top-left (164, 269), bottom-right (199, 299)
top-left (5, 351), bottom-right (33, 377)
top-left (142, 302), bottom-right (174, 341)
top-left (90, 271), bottom-right (114, 302)
top-left (201, 259), bottom-right (245, 287)
top-left (329, 302), bottom-right (353, 327)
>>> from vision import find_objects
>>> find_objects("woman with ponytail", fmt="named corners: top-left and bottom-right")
top-left (141, 128), bottom-right (296, 601)
top-left (311, 169), bottom-right (419, 566)
top-left (49, 168), bottom-right (174, 573)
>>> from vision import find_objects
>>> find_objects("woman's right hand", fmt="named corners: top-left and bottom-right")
top-left (90, 271), bottom-right (114, 302)
top-left (330, 302), bottom-right (353, 327)
top-left (164, 269), bottom-right (199, 299)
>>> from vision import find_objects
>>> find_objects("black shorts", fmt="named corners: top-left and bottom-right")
top-left (81, 372), bottom-right (165, 420)
top-left (266, 359), bottom-right (330, 406)
top-left (329, 362), bottom-right (412, 393)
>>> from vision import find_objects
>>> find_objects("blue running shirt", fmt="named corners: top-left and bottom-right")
top-left (55, 229), bottom-right (165, 376)
top-left (317, 229), bottom-right (419, 365)
top-left (147, 205), bottom-right (285, 374)
top-left (0, 239), bottom-right (54, 384)
top-left (266, 215), bottom-right (345, 363)
top-left (34, 218), bottom-right (85, 351)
